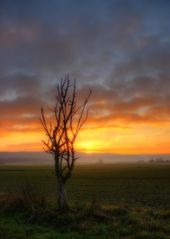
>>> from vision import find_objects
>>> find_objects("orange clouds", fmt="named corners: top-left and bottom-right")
top-left (75, 123), bottom-right (170, 154)
top-left (1, 79), bottom-right (170, 154)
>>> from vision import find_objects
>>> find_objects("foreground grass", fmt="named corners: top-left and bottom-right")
top-left (0, 204), bottom-right (170, 239)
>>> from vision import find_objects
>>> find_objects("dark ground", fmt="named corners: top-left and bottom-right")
top-left (0, 163), bottom-right (169, 239)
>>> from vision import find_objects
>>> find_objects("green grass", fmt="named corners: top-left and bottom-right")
top-left (0, 205), bottom-right (170, 239)
top-left (0, 163), bottom-right (170, 238)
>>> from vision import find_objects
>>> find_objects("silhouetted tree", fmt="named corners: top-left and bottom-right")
top-left (40, 76), bottom-right (91, 210)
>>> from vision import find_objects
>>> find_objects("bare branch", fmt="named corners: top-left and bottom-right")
top-left (40, 75), bottom-right (91, 209)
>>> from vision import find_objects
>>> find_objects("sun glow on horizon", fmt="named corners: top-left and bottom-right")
top-left (0, 122), bottom-right (170, 154)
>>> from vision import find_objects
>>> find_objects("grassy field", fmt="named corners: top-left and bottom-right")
top-left (0, 163), bottom-right (170, 239)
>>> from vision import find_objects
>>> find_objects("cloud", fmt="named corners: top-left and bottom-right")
top-left (0, 73), bottom-right (42, 97)
top-left (0, 95), bottom-right (42, 116)
top-left (0, 1), bottom-right (170, 152)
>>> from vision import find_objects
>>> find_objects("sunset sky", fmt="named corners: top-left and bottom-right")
top-left (0, 0), bottom-right (170, 154)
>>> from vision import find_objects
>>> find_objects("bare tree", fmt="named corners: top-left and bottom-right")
top-left (40, 76), bottom-right (91, 210)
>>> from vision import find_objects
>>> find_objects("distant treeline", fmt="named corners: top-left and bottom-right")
top-left (149, 157), bottom-right (170, 163)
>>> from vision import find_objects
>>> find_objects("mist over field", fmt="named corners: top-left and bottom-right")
top-left (0, 152), bottom-right (170, 165)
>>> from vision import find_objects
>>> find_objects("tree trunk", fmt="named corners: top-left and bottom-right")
top-left (57, 181), bottom-right (69, 210)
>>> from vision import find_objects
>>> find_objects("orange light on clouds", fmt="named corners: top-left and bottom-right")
top-left (75, 124), bottom-right (170, 154)
top-left (0, 130), bottom-right (43, 152)
top-left (0, 121), bottom-right (170, 154)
